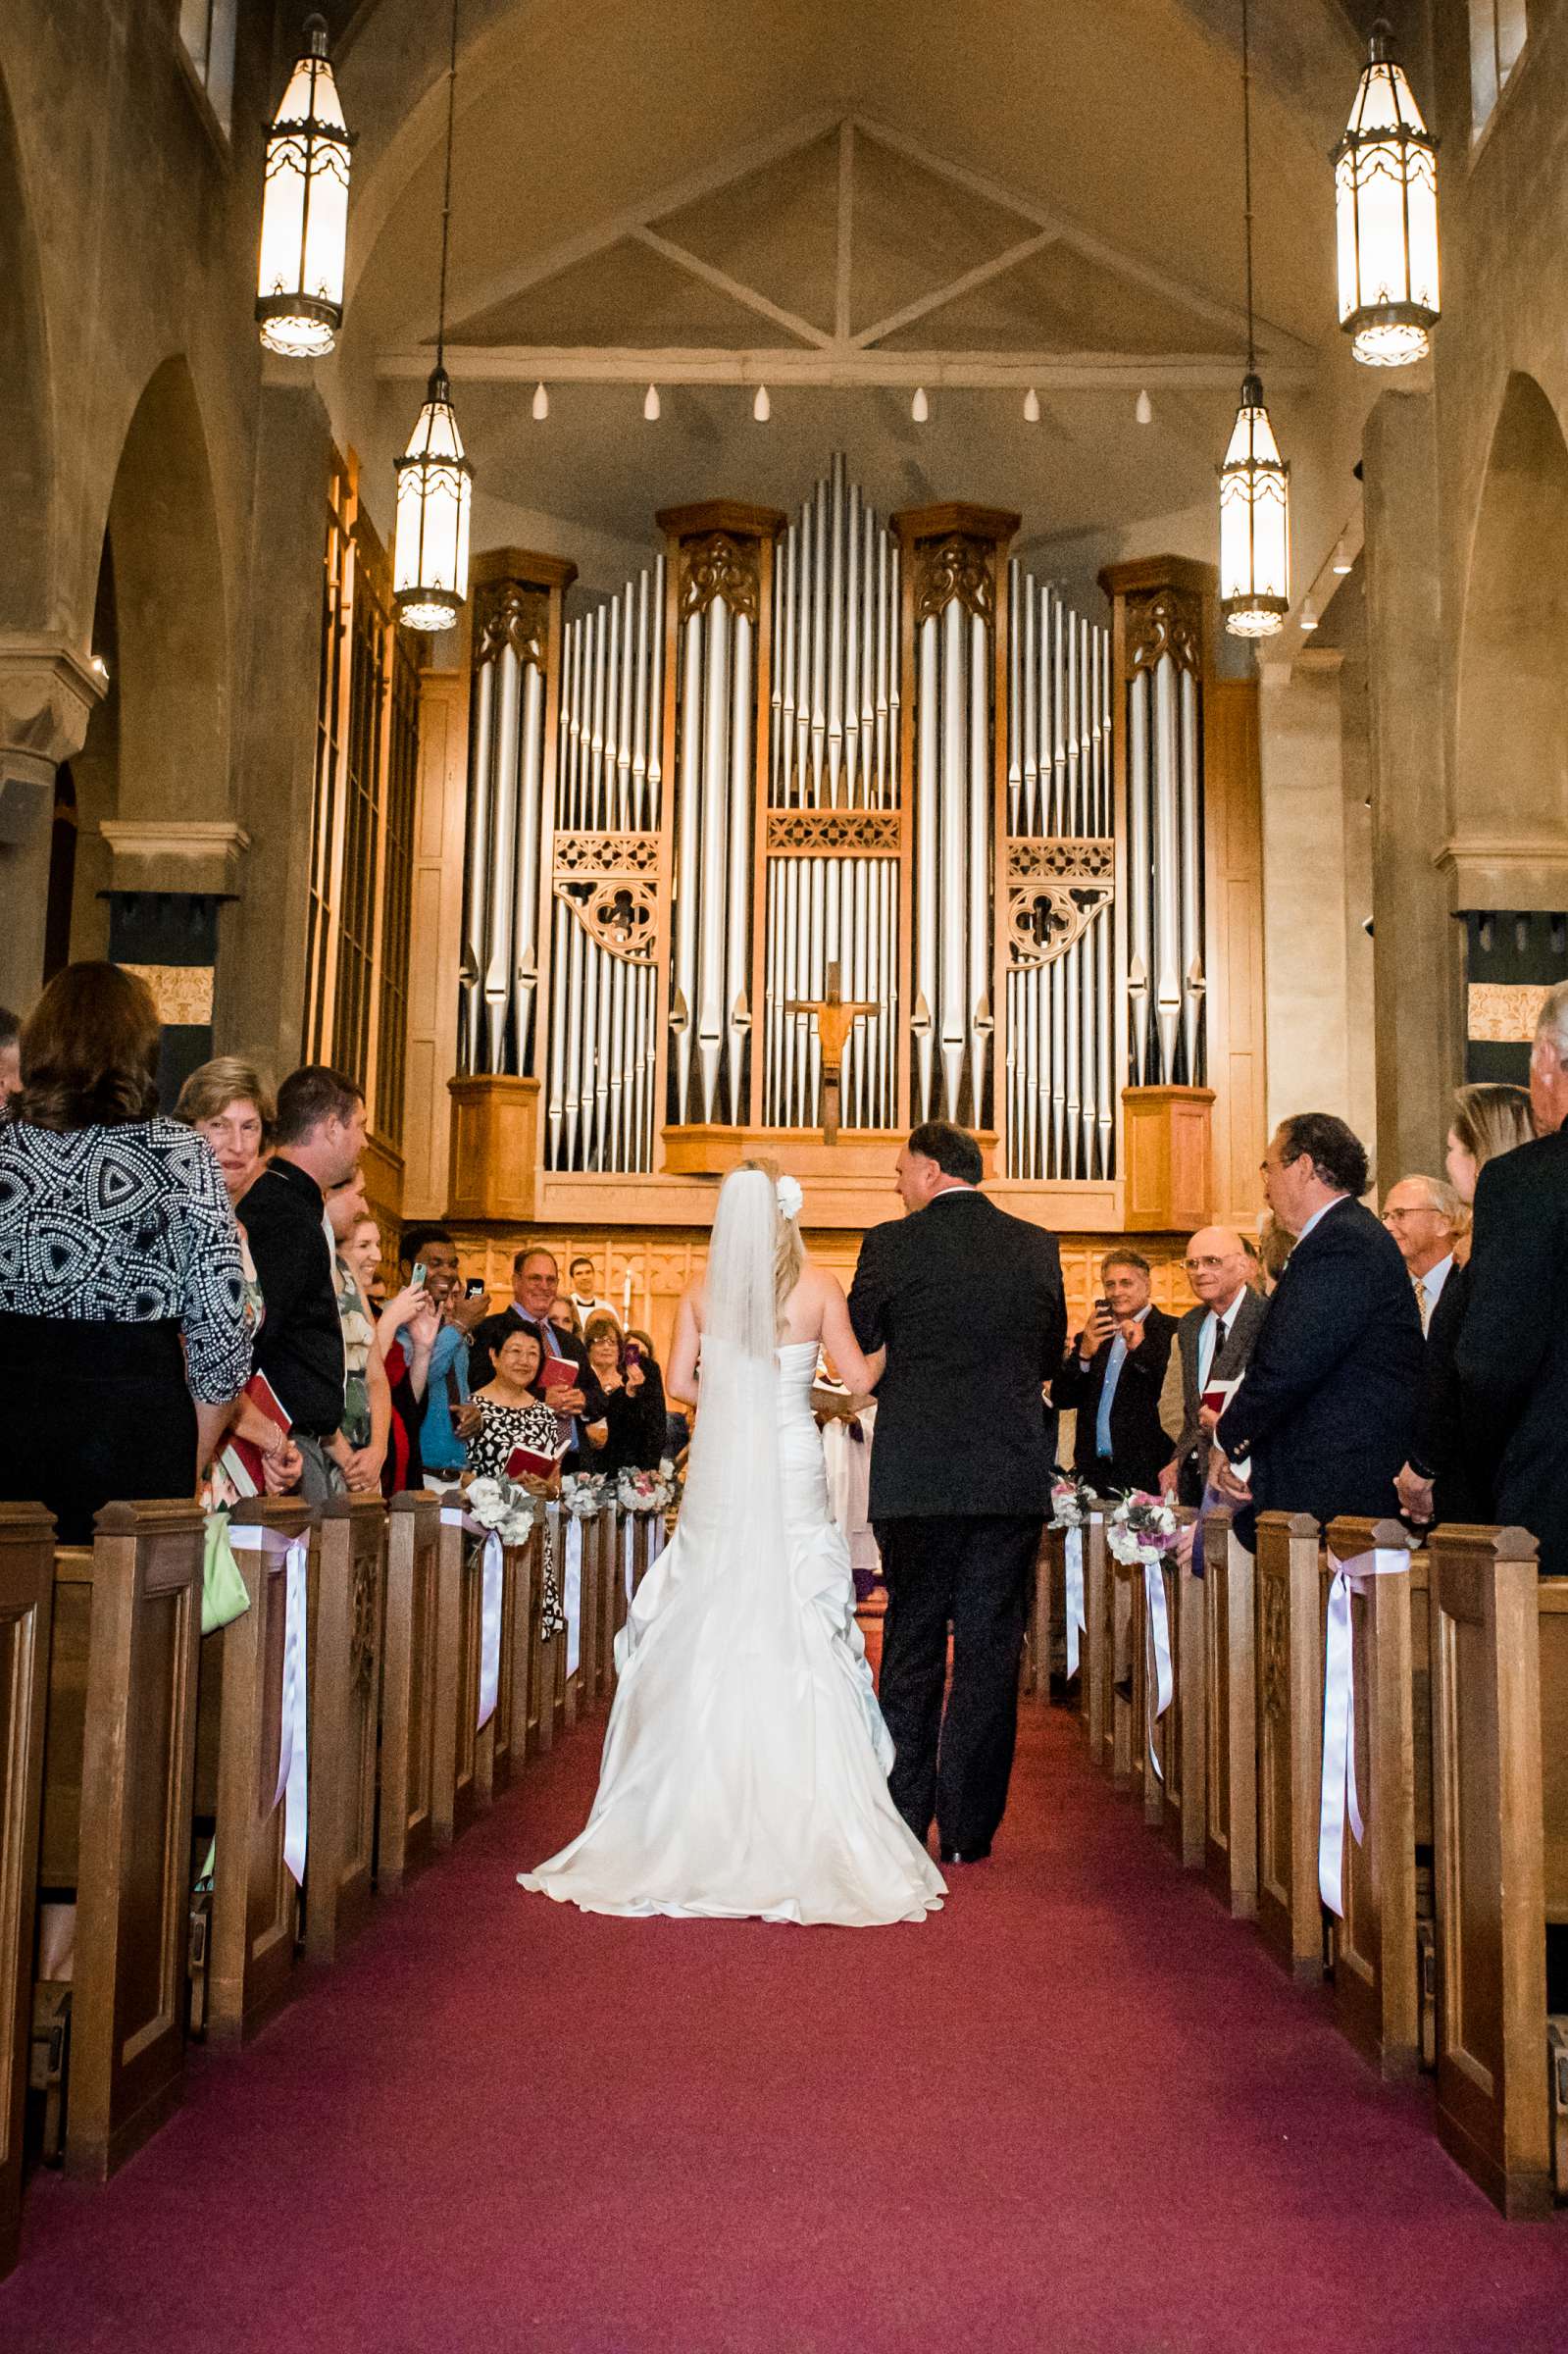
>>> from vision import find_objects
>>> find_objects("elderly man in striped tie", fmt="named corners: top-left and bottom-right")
top-left (1380, 1176), bottom-right (1467, 1335)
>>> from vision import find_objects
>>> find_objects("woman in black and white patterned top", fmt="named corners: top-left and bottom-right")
top-left (0, 963), bottom-right (250, 1541)
top-left (469, 1325), bottom-right (565, 1639)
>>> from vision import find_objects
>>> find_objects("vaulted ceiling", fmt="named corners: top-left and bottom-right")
top-left (329, 0), bottom-right (1377, 583)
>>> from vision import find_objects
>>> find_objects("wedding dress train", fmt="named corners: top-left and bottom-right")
top-left (518, 1337), bottom-right (944, 1927)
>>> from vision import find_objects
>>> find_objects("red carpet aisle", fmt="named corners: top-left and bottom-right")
top-left (6, 1705), bottom-right (1568, 2353)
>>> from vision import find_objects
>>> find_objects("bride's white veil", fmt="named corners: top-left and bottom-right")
top-left (677, 1165), bottom-right (788, 1568)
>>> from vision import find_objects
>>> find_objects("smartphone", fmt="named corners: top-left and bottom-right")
top-left (625, 1340), bottom-right (643, 1366)
top-left (465, 1277), bottom-right (487, 1298)
top-left (411, 1262), bottom-right (428, 1290)
top-left (1093, 1297), bottom-right (1111, 1317)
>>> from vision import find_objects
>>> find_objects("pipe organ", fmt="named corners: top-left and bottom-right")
top-left (447, 467), bottom-right (1228, 1231)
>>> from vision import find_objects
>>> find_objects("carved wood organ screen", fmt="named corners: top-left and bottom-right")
top-left (455, 459), bottom-right (1210, 1190)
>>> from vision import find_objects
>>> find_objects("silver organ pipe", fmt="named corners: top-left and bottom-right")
top-left (511, 657), bottom-right (545, 1069)
top-left (458, 655), bottom-right (494, 1071)
top-left (967, 609), bottom-right (991, 1129)
top-left (1153, 648), bottom-right (1183, 1077)
top-left (671, 595), bottom-right (702, 1119)
top-left (725, 610), bottom-right (754, 1116)
top-left (481, 640), bottom-right (521, 1071)
top-left (1127, 663), bottom-right (1152, 1082)
top-left (694, 592), bottom-right (732, 1123)
top-left (1179, 665), bottom-right (1205, 1083)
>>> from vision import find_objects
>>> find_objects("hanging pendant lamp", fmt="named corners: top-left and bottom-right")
top-left (1333, 20), bottom-right (1440, 368)
top-left (256, 15), bottom-right (354, 357)
top-left (1220, 0), bottom-right (1290, 640)
top-left (393, 0), bottom-right (474, 633)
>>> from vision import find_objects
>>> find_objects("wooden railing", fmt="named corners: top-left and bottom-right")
top-left (2, 1484), bottom-right (641, 2278)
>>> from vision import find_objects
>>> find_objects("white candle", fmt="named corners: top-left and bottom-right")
top-left (623, 1270), bottom-right (633, 1320)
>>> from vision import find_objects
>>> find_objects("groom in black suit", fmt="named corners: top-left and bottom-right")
top-left (849, 1122), bottom-right (1066, 1864)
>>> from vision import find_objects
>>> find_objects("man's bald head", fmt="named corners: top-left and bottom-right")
top-left (1183, 1226), bottom-right (1252, 1311)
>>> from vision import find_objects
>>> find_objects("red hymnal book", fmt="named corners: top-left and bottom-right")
top-left (538, 1355), bottom-right (581, 1392)
top-left (507, 1435), bottom-right (570, 1481)
top-left (216, 1370), bottom-right (292, 1499)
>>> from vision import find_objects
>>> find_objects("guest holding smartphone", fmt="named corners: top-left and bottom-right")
top-left (583, 1314), bottom-right (667, 1476)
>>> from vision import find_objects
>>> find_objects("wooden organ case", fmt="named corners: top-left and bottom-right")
top-left (404, 459), bottom-right (1264, 1338)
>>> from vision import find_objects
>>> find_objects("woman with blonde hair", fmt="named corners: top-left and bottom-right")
top-left (175, 1053), bottom-right (301, 1499)
top-left (1397, 1080), bottom-right (1534, 1527)
top-left (519, 1160), bottom-right (944, 1927)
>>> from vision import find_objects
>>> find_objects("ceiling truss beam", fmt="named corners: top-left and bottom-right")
top-left (376, 345), bottom-right (1307, 391)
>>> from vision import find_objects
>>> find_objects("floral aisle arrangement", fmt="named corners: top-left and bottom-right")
top-left (561, 1471), bottom-right (610, 1519)
top-left (1047, 1475), bottom-right (1101, 1680)
top-left (1105, 1490), bottom-right (1180, 1772)
top-left (616, 1459), bottom-right (677, 1515)
top-left (463, 1474), bottom-right (540, 1546)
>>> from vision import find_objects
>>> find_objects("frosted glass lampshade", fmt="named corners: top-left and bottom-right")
top-left (393, 367), bottom-right (474, 633)
top-left (256, 18), bottom-right (353, 359)
top-left (1333, 25), bottom-right (1440, 368)
top-left (1219, 375), bottom-right (1290, 639)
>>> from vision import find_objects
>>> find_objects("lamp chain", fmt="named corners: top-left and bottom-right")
top-left (1240, 0), bottom-right (1256, 375)
top-left (435, 0), bottom-right (460, 370)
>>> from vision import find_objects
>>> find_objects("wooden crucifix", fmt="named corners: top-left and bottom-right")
top-left (786, 960), bottom-right (877, 1146)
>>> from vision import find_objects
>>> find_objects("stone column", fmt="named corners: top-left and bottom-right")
top-left (1362, 384), bottom-right (1453, 1179)
top-left (0, 638), bottom-right (105, 1011)
top-left (1257, 648), bottom-right (1357, 1134)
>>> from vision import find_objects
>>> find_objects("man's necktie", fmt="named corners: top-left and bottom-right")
top-left (1414, 1277), bottom-right (1430, 1335)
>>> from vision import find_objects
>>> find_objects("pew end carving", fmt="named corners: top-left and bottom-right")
top-left (0, 1503), bottom-right (55, 2277)
top-left (379, 1492), bottom-right (441, 1896)
top-left (1253, 1512), bottom-right (1325, 1985)
top-left (1430, 1522), bottom-right (1553, 2219)
top-left (304, 1496), bottom-right (385, 1967)
top-left (1202, 1510), bottom-right (1256, 1919)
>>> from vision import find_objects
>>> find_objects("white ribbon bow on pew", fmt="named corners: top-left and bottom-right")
top-left (563, 1512), bottom-right (582, 1678)
top-left (1063, 1526), bottom-right (1087, 1681)
top-left (1318, 1548), bottom-right (1408, 1916)
top-left (1143, 1557), bottom-right (1175, 1783)
top-left (441, 1508), bottom-right (503, 1733)
top-left (228, 1523), bottom-right (311, 1884)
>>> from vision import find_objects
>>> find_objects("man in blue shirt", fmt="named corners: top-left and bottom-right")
top-left (1054, 1247), bottom-right (1178, 1495)
top-left (395, 1226), bottom-right (483, 1482)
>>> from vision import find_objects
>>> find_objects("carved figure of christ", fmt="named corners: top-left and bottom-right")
top-left (786, 960), bottom-right (878, 1146)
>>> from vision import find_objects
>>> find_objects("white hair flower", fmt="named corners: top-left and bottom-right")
top-left (776, 1173), bottom-right (804, 1223)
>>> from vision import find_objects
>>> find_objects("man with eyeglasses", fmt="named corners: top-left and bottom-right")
top-left (1211, 1111), bottom-right (1422, 1547)
top-left (1158, 1227), bottom-right (1267, 1505)
top-left (1380, 1176), bottom-right (1465, 1334)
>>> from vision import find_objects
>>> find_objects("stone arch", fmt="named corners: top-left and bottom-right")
top-left (65, 356), bottom-right (231, 959)
top-left (1454, 372), bottom-right (1568, 851)
top-left (0, 62), bottom-right (51, 629)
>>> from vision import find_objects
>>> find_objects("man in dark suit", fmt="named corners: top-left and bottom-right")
top-left (1053, 1250), bottom-right (1177, 1496)
top-left (1455, 982), bottom-right (1568, 1575)
top-left (1214, 1112), bottom-right (1422, 1545)
top-left (848, 1121), bottom-right (1066, 1865)
top-left (1158, 1226), bottom-right (1269, 1506)
top-left (471, 1245), bottom-right (610, 1461)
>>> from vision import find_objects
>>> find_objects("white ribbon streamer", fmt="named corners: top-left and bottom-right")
top-left (229, 1524), bottom-right (311, 1884)
top-left (1318, 1547), bottom-right (1408, 1916)
top-left (1143, 1555), bottom-right (1175, 1782)
top-left (648, 1513), bottom-right (666, 1565)
top-left (564, 1515), bottom-right (583, 1676)
top-left (441, 1507), bottom-right (503, 1733)
top-left (1063, 1526), bottom-right (1086, 1680)
top-left (624, 1515), bottom-right (636, 1600)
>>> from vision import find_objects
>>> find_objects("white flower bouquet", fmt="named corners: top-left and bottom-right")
top-left (561, 1471), bottom-right (610, 1518)
top-left (616, 1458), bottom-right (677, 1515)
top-left (464, 1473), bottom-right (540, 1546)
top-left (1048, 1474), bottom-right (1100, 1529)
top-left (1106, 1490), bottom-right (1182, 1568)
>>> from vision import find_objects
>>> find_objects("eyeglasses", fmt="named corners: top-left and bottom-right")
top-left (1184, 1254), bottom-right (1235, 1273)
top-left (1382, 1206), bottom-right (1442, 1225)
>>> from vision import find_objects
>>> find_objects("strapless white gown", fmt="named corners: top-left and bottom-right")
top-left (518, 1341), bottom-right (945, 1926)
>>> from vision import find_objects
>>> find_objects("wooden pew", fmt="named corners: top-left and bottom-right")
top-left (1024, 1526), bottom-right (1061, 1702)
top-left (35, 1499), bottom-right (205, 2179)
top-left (304, 1494), bottom-right (385, 1967)
top-left (432, 1504), bottom-right (482, 1844)
top-left (1079, 1512), bottom-right (1108, 1763)
top-left (1253, 1510), bottom-right (1324, 1983)
top-left (502, 1521), bottom-right (539, 1783)
top-left (378, 1490), bottom-right (441, 1896)
top-left (1321, 1516), bottom-right (1425, 2082)
top-left (0, 1504), bottom-right (54, 2278)
top-left (1155, 1516), bottom-right (1207, 1870)
top-left (1429, 1521), bottom-right (1558, 2219)
top-left (1090, 1519), bottom-right (1132, 1784)
top-left (199, 1497), bottom-right (313, 2047)
top-left (1203, 1510), bottom-right (1257, 1919)
top-left (593, 1504), bottom-right (618, 1699)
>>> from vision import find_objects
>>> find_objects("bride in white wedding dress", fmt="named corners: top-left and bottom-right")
top-left (518, 1163), bottom-right (945, 1927)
